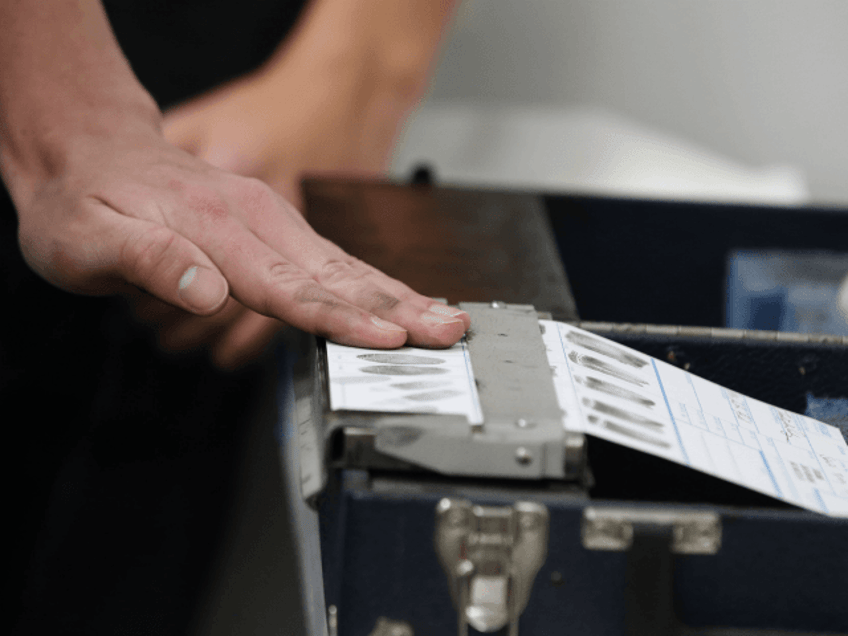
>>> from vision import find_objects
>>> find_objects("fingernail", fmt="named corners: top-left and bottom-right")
top-left (371, 316), bottom-right (406, 332)
top-left (178, 266), bottom-right (228, 313)
top-left (428, 303), bottom-right (469, 319)
top-left (420, 311), bottom-right (464, 326)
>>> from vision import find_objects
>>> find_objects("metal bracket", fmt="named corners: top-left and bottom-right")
top-left (368, 617), bottom-right (414, 636)
top-left (582, 507), bottom-right (722, 636)
top-left (434, 498), bottom-right (549, 635)
top-left (581, 506), bottom-right (721, 554)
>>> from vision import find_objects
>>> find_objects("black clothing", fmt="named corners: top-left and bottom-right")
top-left (104, 0), bottom-right (308, 109)
top-left (8, 2), bottom-right (308, 633)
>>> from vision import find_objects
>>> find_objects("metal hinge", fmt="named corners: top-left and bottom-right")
top-left (434, 498), bottom-right (549, 635)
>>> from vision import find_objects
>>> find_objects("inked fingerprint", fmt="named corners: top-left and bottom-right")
top-left (391, 380), bottom-right (451, 390)
top-left (568, 351), bottom-right (647, 387)
top-left (405, 389), bottom-right (463, 402)
top-left (357, 353), bottom-right (445, 365)
top-left (566, 330), bottom-right (648, 368)
top-left (582, 398), bottom-right (664, 430)
top-left (331, 375), bottom-right (389, 384)
top-left (589, 416), bottom-right (670, 449)
top-left (362, 365), bottom-right (449, 376)
top-left (576, 376), bottom-right (655, 407)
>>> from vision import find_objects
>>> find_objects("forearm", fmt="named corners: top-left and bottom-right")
top-left (0, 0), bottom-right (160, 203)
top-left (262, 0), bottom-right (459, 102)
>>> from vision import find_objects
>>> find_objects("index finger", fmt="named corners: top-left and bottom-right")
top-left (235, 189), bottom-right (469, 347)
top-left (187, 210), bottom-right (411, 348)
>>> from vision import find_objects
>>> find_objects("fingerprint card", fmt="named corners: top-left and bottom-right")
top-left (325, 338), bottom-right (483, 424)
top-left (541, 320), bottom-right (848, 517)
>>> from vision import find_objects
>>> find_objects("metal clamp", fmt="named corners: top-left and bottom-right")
top-left (435, 498), bottom-right (549, 635)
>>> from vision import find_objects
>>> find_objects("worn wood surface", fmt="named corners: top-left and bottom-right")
top-left (303, 179), bottom-right (578, 319)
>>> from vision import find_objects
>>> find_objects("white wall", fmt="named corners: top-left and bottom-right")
top-left (426, 0), bottom-right (848, 204)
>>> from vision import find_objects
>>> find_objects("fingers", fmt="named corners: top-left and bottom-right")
top-left (179, 208), bottom-right (410, 348)
top-left (311, 235), bottom-right (472, 334)
top-left (224, 182), bottom-right (466, 347)
top-left (309, 258), bottom-right (468, 348)
top-left (89, 169), bottom-right (466, 351)
top-left (243, 207), bottom-right (469, 347)
top-left (109, 209), bottom-right (229, 315)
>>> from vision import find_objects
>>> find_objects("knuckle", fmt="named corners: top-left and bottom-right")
top-left (369, 291), bottom-right (401, 312)
top-left (267, 261), bottom-right (310, 286)
top-left (234, 177), bottom-right (278, 213)
top-left (186, 188), bottom-right (230, 222)
top-left (294, 281), bottom-right (339, 308)
top-left (120, 225), bottom-right (178, 280)
top-left (319, 259), bottom-right (366, 286)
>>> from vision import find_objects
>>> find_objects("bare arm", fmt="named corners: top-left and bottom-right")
top-left (165, 0), bottom-right (459, 207)
top-left (0, 0), bottom-right (468, 351)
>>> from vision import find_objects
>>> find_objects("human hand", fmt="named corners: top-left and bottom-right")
top-left (12, 121), bottom-right (470, 361)
top-left (162, 61), bottom-right (398, 210)
top-left (154, 44), bottom-right (426, 365)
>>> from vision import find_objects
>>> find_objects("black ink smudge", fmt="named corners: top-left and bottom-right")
top-left (405, 389), bottom-right (463, 402)
top-left (331, 376), bottom-right (389, 384)
top-left (391, 380), bottom-right (451, 390)
top-left (361, 365), bottom-right (449, 376)
top-left (357, 353), bottom-right (445, 365)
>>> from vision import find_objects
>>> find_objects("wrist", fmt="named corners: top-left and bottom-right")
top-left (1, 92), bottom-right (162, 208)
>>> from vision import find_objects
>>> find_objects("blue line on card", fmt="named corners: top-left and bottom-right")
top-left (760, 450), bottom-right (782, 498)
top-left (652, 359), bottom-right (690, 465)
top-left (814, 489), bottom-right (828, 513)
top-left (687, 374), bottom-right (705, 413)
top-left (721, 387), bottom-right (741, 426)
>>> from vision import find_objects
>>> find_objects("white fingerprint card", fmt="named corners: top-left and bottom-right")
top-left (542, 320), bottom-right (848, 517)
top-left (325, 338), bottom-right (483, 424)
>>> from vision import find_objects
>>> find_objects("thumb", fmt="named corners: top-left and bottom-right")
top-left (112, 212), bottom-right (229, 315)
top-left (162, 107), bottom-right (203, 156)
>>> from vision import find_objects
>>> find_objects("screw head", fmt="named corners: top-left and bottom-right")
top-left (515, 447), bottom-right (533, 465)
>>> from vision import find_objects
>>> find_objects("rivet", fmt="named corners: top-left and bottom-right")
top-left (515, 447), bottom-right (533, 465)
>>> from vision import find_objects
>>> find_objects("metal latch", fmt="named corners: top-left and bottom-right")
top-left (581, 506), bottom-right (721, 554)
top-left (434, 498), bottom-right (549, 635)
